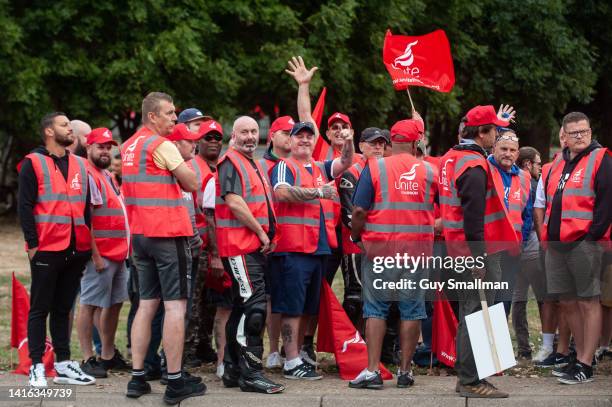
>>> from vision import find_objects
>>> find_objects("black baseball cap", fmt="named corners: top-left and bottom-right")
top-left (360, 127), bottom-right (390, 143)
top-left (290, 121), bottom-right (316, 136)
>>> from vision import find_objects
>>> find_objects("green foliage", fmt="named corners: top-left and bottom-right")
top-left (0, 0), bottom-right (607, 158)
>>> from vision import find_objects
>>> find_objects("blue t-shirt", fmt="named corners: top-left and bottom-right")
top-left (351, 164), bottom-right (375, 210)
top-left (271, 159), bottom-right (334, 255)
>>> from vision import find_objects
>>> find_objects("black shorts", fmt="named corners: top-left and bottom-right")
top-left (131, 234), bottom-right (191, 301)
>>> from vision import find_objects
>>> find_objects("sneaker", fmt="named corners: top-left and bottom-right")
top-left (266, 352), bottom-right (283, 369)
top-left (283, 362), bottom-right (322, 380)
top-left (533, 347), bottom-right (553, 363)
top-left (81, 356), bottom-right (107, 378)
top-left (126, 378), bottom-right (151, 398)
top-left (216, 363), bottom-right (225, 379)
top-left (397, 370), bottom-right (415, 388)
top-left (558, 362), bottom-right (593, 385)
top-left (53, 361), bottom-right (96, 385)
top-left (110, 348), bottom-right (131, 370)
top-left (459, 380), bottom-right (508, 398)
top-left (348, 368), bottom-right (383, 389)
top-left (552, 361), bottom-right (575, 377)
top-left (29, 363), bottom-right (47, 388)
top-left (535, 352), bottom-right (568, 368)
top-left (161, 370), bottom-right (202, 385)
top-left (238, 372), bottom-right (285, 394)
top-left (163, 380), bottom-right (207, 405)
top-left (300, 344), bottom-right (317, 366)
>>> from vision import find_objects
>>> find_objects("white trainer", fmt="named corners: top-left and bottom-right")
top-left (53, 361), bottom-right (96, 385)
top-left (29, 363), bottom-right (48, 388)
top-left (216, 363), bottom-right (225, 379)
top-left (265, 352), bottom-right (283, 369)
top-left (533, 347), bottom-right (553, 363)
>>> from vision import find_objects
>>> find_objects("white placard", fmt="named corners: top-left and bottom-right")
top-left (465, 302), bottom-right (517, 379)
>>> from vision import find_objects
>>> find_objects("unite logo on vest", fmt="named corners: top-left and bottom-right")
top-left (122, 135), bottom-right (145, 167)
top-left (394, 163), bottom-right (420, 195)
top-left (571, 168), bottom-right (583, 184)
top-left (70, 173), bottom-right (81, 190)
top-left (440, 158), bottom-right (453, 189)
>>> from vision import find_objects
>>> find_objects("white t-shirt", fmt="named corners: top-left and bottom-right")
top-left (202, 178), bottom-right (215, 209)
top-left (534, 177), bottom-right (546, 209)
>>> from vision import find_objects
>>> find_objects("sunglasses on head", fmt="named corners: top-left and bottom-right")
top-left (203, 133), bottom-right (222, 142)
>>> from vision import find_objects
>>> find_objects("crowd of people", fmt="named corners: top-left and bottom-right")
top-left (17, 56), bottom-right (611, 404)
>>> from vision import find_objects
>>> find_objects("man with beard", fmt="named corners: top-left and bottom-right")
top-left (217, 116), bottom-right (284, 394)
top-left (69, 120), bottom-right (91, 158)
top-left (19, 113), bottom-right (95, 387)
top-left (77, 128), bottom-right (129, 378)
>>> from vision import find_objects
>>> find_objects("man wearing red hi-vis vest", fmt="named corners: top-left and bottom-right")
top-left (541, 112), bottom-right (611, 385)
top-left (439, 105), bottom-right (512, 398)
top-left (216, 116), bottom-right (285, 394)
top-left (121, 92), bottom-right (205, 405)
top-left (18, 112), bottom-right (95, 388)
top-left (349, 119), bottom-right (436, 390)
top-left (77, 128), bottom-right (130, 380)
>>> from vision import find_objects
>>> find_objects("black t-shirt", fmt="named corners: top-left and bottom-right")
top-left (218, 158), bottom-right (276, 240)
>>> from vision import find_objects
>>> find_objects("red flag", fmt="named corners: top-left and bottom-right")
top-left (11, 273), bottom-right (56, 376)
top-left (382, 29), bottom-right (455, 92)
top-left (317, 281), bottom-right (393, 380)
top-left (312, 87), bottom-right (327, 130)
top-left (431, 291), bottom-right (458, 368)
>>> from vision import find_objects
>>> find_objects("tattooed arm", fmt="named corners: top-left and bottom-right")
top-left (331, 130), bottom-right (355, 178)
top-left (274, 181), bottom-right (338, 203)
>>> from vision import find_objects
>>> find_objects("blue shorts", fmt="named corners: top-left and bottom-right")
top-left (363, 299), bottom-right (426, 321)
top-left (269, 254), bottom-right (326, 316)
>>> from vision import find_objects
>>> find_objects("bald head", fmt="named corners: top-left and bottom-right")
top-left (232, 116), bottom-right (259, 157)
top-left (68, 119), bottom-right (91, 156)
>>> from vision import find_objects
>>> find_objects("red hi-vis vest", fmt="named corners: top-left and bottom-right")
top-left (88, 164), bottom-right (129, 261)
top-left (120, 127), bottom-right (192, 238)
top-left (189, 155), bottom-right (214, 248)
top-left (541, 147), bottom-right (608, 242)
top-left (487, 162), bottom-right (531, 242)
top-left (274, 157), bottom-right (339, 253)
top-left (25, 153), bottom-right (91, 252)
top-left (439, 149), bottom-right (515, 256)
top-left (341, 157), bottom-right (368, 254)
top-left (362, 154), bottom-right (437, 257)
top-left (258, 157), bottom-right (277, 182)
top-left (313, 137), bottom-right (338, 162)
top-left (215, 148), bottom-right (276, 257)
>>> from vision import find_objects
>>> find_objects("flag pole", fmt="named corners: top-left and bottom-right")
top-left (406, 87), bottom-right (415, 112)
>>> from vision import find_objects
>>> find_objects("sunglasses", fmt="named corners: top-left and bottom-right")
top-left (203, 133), bottom-right (222, 142)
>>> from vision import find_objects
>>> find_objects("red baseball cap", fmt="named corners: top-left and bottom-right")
top-left (166, 123), bottom-right (201, 141)
top-left (86, 128), bottom-right (118, 146)
top-left (465, 105), bottom-right (509, 127)
top-left (198, 120), bottom-right (223, 137)
top-left (269, 116), bottom-right (295, 137)
top-left (390, 119), bottom-right (424, 142)
top-left (327, 112), bottom-right (352, 128)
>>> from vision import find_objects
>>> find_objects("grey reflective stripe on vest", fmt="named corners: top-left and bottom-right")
top-left (123, 135), bottom-right (175, 184)
top-left (124, 197), bottom-right (184, 207)
top-left (545, 155), bottom-right (564, 204)
top-left (484, 211), bottom-right (506, 223)
top-left (372, 201), bottom-right (434, 211)
top-left (423, 160), bottom-right (433, 204)
top-left (439, 195), bottom-right (460, 206)
top-left (562, 149), bottom-right (599, 198)
top-left (74, 157), bottom-right (88, 203)
top-left (35, 153), bottom-right (87, 204)
top-left (443, 219), bottom-right (464, 229)
top-left (561, 210), bottom-right (593, 220)
top-left (93, 229), bottom-right (127, 238)
top-left (513, 223), bottom-right (522, 232)
top-left (509, 203), bottom-right (522, 212)
top-left (34, 214), bottom-right (72, 224)
top-left (229, 150), bottom-right (252, 193)
top-left (217, 217), bottom-right (269, 228)
top-left (93, 207), bottom-right (124, 216)
top-left (326, 146), bottom-right (335, 160)
top-left (354, 162), bottom-right (364, 173)
top-left (276, 216), bottom-right (319, 226)
top-left (364, 223), bottom-right (434, 234)
top-left (192, 160), bottom-right (202, 189)
top-left (375, 158), bottom-right (389, 197)
top-left (519, 170), bottom-right (529, 210)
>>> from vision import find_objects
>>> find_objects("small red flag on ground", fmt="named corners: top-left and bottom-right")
top-left (383, 29), bottom-right (455, 92)
top-left (431, 290), bottom-right (458, 368)
top-left (11, 273), bottom-right (56, 376)
top-left (317, 281), bottom-right (393, 380)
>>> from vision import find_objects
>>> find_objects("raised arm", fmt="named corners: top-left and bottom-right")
top-left (285, 56), bottom-right (320, 138)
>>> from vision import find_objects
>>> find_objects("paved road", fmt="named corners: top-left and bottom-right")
top-left (1, 371), bottom-right (610, 407)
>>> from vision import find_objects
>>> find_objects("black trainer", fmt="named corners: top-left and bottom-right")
top-left (283, 362), bottom-right (322, 380)
top-left (558, 362), bottom-right (594, 385)
top-left (163, 380), bottom-right (206, 405)
top-left (397, 370), bottom-right (415, 388)
top-left (161, 370), bottom-right (202, 385)
top-left (349, 369), bottom-right (383, 389)
top-left (238, 373), bottom-right (285, 394)
top-left (110, 349), bottom-right (131, 370)
top-left (552, 361), bottom-right (575, 377)
top-left (535, 352), bottom-right (569, 368)
top-left (126, 378), bottom-right (151, 398)
top-left (81, 357), bottom-right (107, 379)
